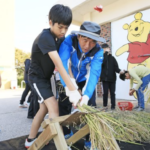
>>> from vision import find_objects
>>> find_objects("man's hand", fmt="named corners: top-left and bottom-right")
top-left (69, 90), bottom-right (81, 106)
top-left (80, 95), bottom-right (89, 106)
top-left (129, 89), bottom-right (135, 96)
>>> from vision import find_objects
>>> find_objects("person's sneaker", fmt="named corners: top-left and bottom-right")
top-left (102, 106), bottom-right (108, 112)
top-left (111, 108), bottom-right (115, 111)
top-left (136, 107), bottom-right (144, 111)
top-left (64, 131), bottom-right (73, 139)
top-left (26, 102), bottom-right (30, 107)
top-left (19, 104), bottom-right (27, 108)
top-left (25, 138), bottom-right (36, 148)
top-left (133, 106), bottom-right (139, 110)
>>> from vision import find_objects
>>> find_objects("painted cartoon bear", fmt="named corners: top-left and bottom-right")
top-left (116, 12), bottom-right (150, 69)
top-left (116, 12), bottom-right (150, 97)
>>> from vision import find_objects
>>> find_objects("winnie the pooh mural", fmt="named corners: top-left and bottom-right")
top-left (115, 12), bottom-right (150, 98)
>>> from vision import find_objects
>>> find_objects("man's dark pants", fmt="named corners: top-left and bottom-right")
top-left (20, 82), bottom-right (31, 104)
top-left (102, 81), bottom-right (116, 109)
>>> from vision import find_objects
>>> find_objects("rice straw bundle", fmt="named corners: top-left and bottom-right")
top-left (78, 105), bottom-right (150, 150)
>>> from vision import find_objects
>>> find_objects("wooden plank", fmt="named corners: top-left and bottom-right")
top-left (28, 124), bottom-right (57, 150)
top-left (41, 115), bottom-right (70, 129)
top-left (41, 119), bottom-right (51, 129)
top-left (67, 124), bottom-right (90, 145)
top-left (53, 122), bottom-right (69, 150)
top-left (61, 112), bottom-right (86, 126)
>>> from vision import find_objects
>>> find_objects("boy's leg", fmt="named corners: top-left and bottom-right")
top-left (28, 96), bottom-right (58, 139)
top-left (102, 81), bottom-right (109, 107)
top-left (138, 74), bottom-right (150, 109)
top-left (28, 102), bottom-right (48, 139)
top-left (109, 82), bottom-right (116, 109)
top-left (136, 91), bottom-right (140, 107)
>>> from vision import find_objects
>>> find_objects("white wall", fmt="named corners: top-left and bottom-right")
top-left (0, 0), bottom-right (16, 89)
top-left (111, 8), bottom-right (150, 100)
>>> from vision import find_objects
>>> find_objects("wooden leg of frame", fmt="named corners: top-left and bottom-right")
top-left (28, 123), bottom-right (57, 150)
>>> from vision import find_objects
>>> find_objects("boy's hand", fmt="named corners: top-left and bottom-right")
top-left (69, 90), bottom-right (81, 106)
top-left (70, 78), bottom-right (78, 89)
top-left (65, 87), bottom-right (70, 96)
top-left (129, 89), bottom-right (135, 96)
top-left (80, 95), bottom-right (89, 106)
top-left (65, 78), bottom-right (78, 97)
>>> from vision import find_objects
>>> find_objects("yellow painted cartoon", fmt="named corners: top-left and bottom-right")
top-left (116, 12), bottom-right (150, 97)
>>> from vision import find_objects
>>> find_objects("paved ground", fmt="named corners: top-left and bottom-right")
top-left (0, 89), bottom-right (44, 141)
top-left (0, 89), bottom-right (149, 142)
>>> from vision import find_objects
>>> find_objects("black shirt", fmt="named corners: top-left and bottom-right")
top-left (100, 52), bottom-right (121, 82)
top-left (29, 28), bottom-right (64, 81)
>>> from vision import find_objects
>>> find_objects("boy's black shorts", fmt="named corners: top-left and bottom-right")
top-left (29, 79), bottom-right (54, 103)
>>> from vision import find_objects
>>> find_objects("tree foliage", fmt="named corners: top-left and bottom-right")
top-left (15, 48), bottom-right (31, 77)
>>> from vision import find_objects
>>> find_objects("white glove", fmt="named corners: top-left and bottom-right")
top-left (80, 95), bottom-right (89, 106)
top-left (65, 86), bottom-right (70, 97)
top-left (70, 78), bottom-right (78, 89)
top-left (69, 90), bottom-right (81, 106)
top-left (65, 78), bottom-right (78, 97)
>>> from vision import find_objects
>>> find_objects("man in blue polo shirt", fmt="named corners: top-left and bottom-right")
top-left (59, 21), bottom-right (105, 150)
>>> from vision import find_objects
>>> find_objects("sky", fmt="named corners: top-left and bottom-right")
top-left (15, 0), bottom-right (79, 52)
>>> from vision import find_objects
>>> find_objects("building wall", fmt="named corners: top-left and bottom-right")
top-left (0, 0), bottom-right (17, 89)
top-left (97, 22), bottom-right (111, 97)
top-left (99, 22), bottom-right (111, 47)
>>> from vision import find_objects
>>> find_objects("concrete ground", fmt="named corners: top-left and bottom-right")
top-left (0, 89), bottom-right (150, 142)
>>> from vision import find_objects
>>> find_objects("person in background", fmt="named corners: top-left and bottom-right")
top-left (59, 21), bottom-right (105, 150)
top-left (100, 43), bottom-right (124, 110)
top-left (19, 59), bottom-right (31, 108)
top-left (120, 65), bottom-right (150, 111)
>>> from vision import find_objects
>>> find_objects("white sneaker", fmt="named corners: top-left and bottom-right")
top-left (26, 102), bottom-right (30, 107)
top-left (19, 104), bottom-right (27, 108)
top-left (25, 138), bottom-right (36, 148)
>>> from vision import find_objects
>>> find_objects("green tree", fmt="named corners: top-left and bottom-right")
top-left (15, 48), bottom-right (31, 86)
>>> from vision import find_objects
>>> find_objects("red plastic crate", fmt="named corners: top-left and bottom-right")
top-left (118, 102), bottom-right (133, 111)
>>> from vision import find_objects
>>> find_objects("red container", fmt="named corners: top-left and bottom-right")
top-left (118, 102), bottom-right (133, 111)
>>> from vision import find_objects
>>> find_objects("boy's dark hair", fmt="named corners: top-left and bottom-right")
top-left (101, 43), bottom-right (109, 49)
top-left (119, 71), bottom-right (128, 81)
top-left (49, 4), bottom-right (72, 26)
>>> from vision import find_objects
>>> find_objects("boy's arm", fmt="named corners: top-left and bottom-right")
top-left (69, 62), bottom-right (74, 78)
top-left (58, 36), bottom-right (72, 87)
top-left (82, 49), bottom-right (104, 100)
top-left (48, 51), bottom-right (75, 91)
top-left (130, 78), bottom-right (134, 89)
